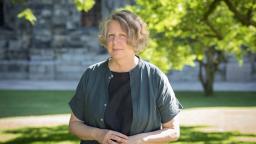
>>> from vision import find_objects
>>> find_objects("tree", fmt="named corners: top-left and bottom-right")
top-left (14, 0), bottom-right (95, 25)
top-left (126, 0), bottom-right (256, 96)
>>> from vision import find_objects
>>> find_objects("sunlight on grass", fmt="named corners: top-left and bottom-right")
top-left (172, 126), bottom-right (256, 144)
top-left (0, 90), bottom-right (256, 143)
top-left (0, 125), bottom-right (256, 144)
top-left (0, 125), bottom-right (79, 144)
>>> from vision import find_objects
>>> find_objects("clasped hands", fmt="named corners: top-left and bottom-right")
top-left (97, 129), bottom-right (145, 144)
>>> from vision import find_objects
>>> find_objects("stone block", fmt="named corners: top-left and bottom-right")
top-left (55, 71), bottom-right (82, 80)
top-left (8, 40), bottom-right (21, 50)
top-left (34, 29), bottom-right (52, 42)
top-left (0, 72), bottom-right (27, 79)
top-left (29, 61), bottom-right (55, 80)
top-left (30, 49), bottom-right (54, 60)
top-left (52, 35), bottom-right (66, 47)
top-left (56, 64), bottom-right (83, 73)
top-left (5, 50), bottom-right (29, 60)
top-left (0, 40), bottom-right (7, 48)
top-left (0, 48), bottom-right (5, 60)
top-left (20, 34), bottom-right (31, 49)
top-left (28, 0), bottom-right (53, 5)
top-left (41, 9), bottom-right (52, 17)
top-left (0, 62), bottom-right (8, 72)
top-left (53, 5), bottom-right (69, 17)
top-left (226, 63), bottom-right (251, 82)
top-left (55, 48), bottom-right (89, 62)
top-left (41, 0), bottom-right (53, 4)
top-left (66, 22), bottom-right (76, 30)
top-left (0, 61), bottom-right (28, 79)
top-left (169, 64), bottom-right (199, 82)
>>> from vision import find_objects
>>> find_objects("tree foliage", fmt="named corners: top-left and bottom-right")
top-left (73, 0), bottom-right (95, 12)
top-left (126, 0), bottom-right (256, 95)
top-left (17, 8), bottom-right (36, 25)
top-left (16, 0), bottom-right (95, 25)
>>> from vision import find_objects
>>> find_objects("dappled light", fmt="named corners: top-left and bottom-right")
top-left (1, 125), bottom-right (256, 144)
top-left (1, 125), bottom-right (78, 144)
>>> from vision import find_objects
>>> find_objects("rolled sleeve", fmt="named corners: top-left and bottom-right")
top-left (156, 73), bottom-right (182, 123)
top-left (69, 73), bottom-right (87, 121)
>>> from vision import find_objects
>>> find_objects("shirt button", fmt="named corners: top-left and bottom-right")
top-left (100, 118), bottom-right (103, 122)
top-left (108, 75), bottom-right (113, 79)
top-left (104, 104), bottom-right (107, 107)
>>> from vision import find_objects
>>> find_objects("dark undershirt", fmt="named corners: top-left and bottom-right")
top-left (104, 71), bottom-right (133, 136)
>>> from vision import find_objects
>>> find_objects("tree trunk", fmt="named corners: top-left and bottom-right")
top-left (198, 47), bottom-right (219, 96)
top-left (199, 61), bottom-right (215, 96)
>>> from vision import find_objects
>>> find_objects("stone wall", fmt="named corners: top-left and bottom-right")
top-left (0, 0), bottom-right (255, 82)
top-left (169, 56), bottom-right (256, 82)
top-left (0, 0), bottom-right (107, 80)
top-left (0, 50), bottom-right (108, 80)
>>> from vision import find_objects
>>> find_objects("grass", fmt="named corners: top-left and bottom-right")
top-left (0, 90), bottom-right (74, 118)
top-left (1, 125), bottom-right (256, 144)
top-left (176, 91), bottom-right (256, 109)
top-left (0, 125), bottom-right (78, 144)
top-left (0, 90), bottom-right (255, 118)
top-left (0, 90), bottom-right (256, 143)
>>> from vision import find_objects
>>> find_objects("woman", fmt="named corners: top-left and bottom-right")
top-left (69, 10), bottom-right (182, 144)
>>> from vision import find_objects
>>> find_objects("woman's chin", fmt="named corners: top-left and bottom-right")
top-left (110, 52), bottom-right (125, 59)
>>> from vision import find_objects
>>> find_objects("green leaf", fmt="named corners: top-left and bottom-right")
top-left (74, 0), bottom-right (95, 12)
top-left (127, 0), bottom-right (256, 73)
top-left (17, 8), bottom-right (37, 25)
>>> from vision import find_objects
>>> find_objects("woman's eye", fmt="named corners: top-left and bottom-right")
top-left (107, 35), bottom-right (114, 40)
top-left (120, 35), bottom-right (127, 39)
top-left (108, 35), bottom-right (114, 38)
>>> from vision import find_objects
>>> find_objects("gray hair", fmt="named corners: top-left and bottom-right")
top-left (98, 10), bottom-right (149, 53)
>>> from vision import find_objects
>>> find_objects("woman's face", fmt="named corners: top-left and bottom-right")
top-left (106, 20), bottom-right (135, 60)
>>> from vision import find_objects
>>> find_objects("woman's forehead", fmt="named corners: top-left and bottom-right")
top-left (107, 20), bottom-right (128, 34)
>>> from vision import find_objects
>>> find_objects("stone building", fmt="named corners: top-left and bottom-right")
top-left (0, 0), bottom-right (255, 82)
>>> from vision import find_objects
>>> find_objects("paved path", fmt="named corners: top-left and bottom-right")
top-left (180, 108), bottom-right (256, 134)
top-left (0, 80), bottom-right (255, 91)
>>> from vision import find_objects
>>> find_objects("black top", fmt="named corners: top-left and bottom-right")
top-left (104, 71), bottom-right (133, 135)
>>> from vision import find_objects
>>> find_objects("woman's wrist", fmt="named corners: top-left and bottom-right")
top-left (91, 127), bottom-right (103, 142)
top-left (133, 133), bottom-right (148, 144)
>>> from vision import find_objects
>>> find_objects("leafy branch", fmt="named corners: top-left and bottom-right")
top-left (16, 0), bottom-right (95, 25)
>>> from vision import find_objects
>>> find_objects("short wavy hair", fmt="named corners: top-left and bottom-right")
top-left (98, 10), bottom-right (149, 53)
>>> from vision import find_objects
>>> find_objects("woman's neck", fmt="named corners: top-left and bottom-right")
top-left (109, 56), bottom-right (138, 72)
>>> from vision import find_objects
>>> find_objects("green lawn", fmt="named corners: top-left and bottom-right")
top-left (1, 125), bottom-right (255, 144)
top-left (177, 91), bottom-right (256, 108)
top-left (0, 90), bottom-right (256, 144)
top-left (0, 90), bottom-right (255, 118)
top-left (0, 90), bottom-right (74, 118)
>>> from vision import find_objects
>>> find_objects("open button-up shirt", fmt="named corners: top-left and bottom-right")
top-left (69, 57), bottom-right (182, 144)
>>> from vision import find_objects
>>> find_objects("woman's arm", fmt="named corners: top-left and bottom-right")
top-left (69, 112), bottom-right (128, 144)
top-left (128, 114), bottom-right (180, 144)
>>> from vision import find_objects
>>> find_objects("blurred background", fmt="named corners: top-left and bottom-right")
top-left (0, 0), bottom-right (256, 143)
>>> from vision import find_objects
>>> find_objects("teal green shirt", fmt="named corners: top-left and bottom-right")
top-left (69, 57), bottom-right (182, 144)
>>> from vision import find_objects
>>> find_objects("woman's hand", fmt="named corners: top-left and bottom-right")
top-left (96, 129), bottom-right (128, 144)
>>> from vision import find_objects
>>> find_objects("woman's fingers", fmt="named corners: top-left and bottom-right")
top-left (111, 131), bottom-right (128, 140)
top-left (102, 130), bottom-right (128, 144)
top-left (110, 134), bottom-right (128, 143)
top-left (107, 139), bottom-right (118, 144)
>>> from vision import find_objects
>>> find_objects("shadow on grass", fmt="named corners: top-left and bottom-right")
top-left (1, 125), bottom-right (256, 144)
top-left (0, 125), bottom-right (78, 144)
top-left (173, 126), bottom-right (256, 144)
